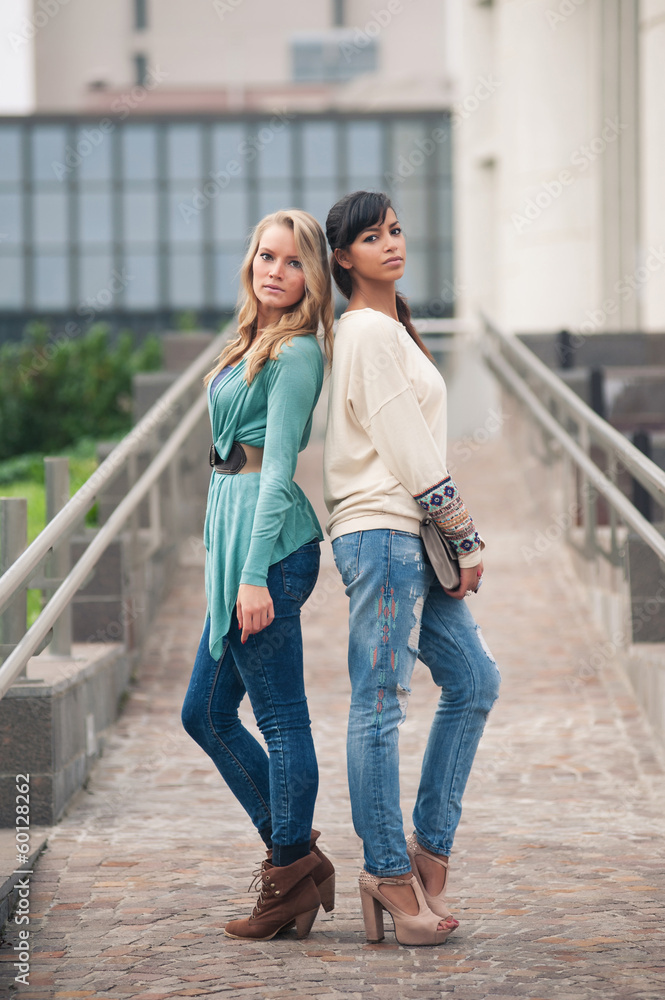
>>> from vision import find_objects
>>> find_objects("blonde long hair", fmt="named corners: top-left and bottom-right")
top-left (205, 209), bottom-right (334, 386)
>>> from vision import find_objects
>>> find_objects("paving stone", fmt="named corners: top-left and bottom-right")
top-left (1, 437), bottom-right (664, 999)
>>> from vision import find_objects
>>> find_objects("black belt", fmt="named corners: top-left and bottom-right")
top-left (209, 441), bottom-right (263, 474)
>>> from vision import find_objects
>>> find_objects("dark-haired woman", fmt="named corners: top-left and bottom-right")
top-left (323, 191), bottom-right (500, 946)
top-left (182, 209), bottom-right (335, 941)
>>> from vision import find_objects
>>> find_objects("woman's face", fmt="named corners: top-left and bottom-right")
top-left (339, 207), bottom-right (406, 283)
top-left (252, 223), bottom-right (306, 323)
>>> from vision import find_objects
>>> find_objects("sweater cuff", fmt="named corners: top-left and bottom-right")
top-left (414, 475), bottom-right (481, 559)
top-left (239, 569), bottom-right (269, 588)
top-left (458, 548), bottom-right (483, 569)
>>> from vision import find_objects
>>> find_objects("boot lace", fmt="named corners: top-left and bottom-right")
top-left (247, 865), bottom-right (264, 895)
top-left (247, 863), bottom-right (273, 918)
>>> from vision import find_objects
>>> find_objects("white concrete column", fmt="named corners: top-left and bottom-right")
top-left (639, 0), bottom-right (665, 331)
top-left (449, 0), bottom-right (501, 326)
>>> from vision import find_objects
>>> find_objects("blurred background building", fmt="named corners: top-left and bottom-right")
top-left (0, 0), bottom-right (664, 337)
top-left (0, 0), bottom-right (454, 336)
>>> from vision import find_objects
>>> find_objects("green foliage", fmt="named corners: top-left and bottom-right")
top-left (0, 452), bottom-right (44, 486)
top-left (0, 323), bottom-right (162, 462)
top-left (0, 441), bottom-right (101, 625)
top-left (175, 310), bottom-right (199, 331)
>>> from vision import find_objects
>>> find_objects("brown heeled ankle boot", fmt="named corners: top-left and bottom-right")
top-left (264, 829), bottom-right (335, 913)
top-left (224, 852), bottom-right (321, 941)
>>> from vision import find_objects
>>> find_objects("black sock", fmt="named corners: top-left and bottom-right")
top-left (271, 841), bottom-right (310, 866)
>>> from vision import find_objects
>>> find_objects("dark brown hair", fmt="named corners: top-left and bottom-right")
top-left (325, 191), bottom-right (433, 360)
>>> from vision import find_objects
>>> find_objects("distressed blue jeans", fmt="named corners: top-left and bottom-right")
top-left (332, 529), bottom-right (500, 877)
top-left (181, 540), bottom-right (320, 865)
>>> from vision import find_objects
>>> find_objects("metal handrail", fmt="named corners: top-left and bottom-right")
top-left (0, 328), bottom-right (229, 699)
top-left (0, 394), bottom-right (209, 699)
top-left (483, 315), bottom-right (665, 508)
top-left (0, 330), bottom-right (226, 618)
top-left (489, 350), bottom-right (665, 564)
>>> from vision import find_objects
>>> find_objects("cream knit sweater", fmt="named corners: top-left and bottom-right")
top-left (323, 307), bottom-right (482, 569)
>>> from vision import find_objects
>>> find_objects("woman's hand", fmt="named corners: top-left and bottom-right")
top-left (236, 584), bottom-right (275, 643)
top-left (444, 560), bottom-right (484, 601)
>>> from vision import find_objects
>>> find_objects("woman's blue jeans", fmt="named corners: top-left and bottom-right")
top-left (181, 540), bottom-right (320, 865)
top-left (332, 529), bottom-right (500, 877)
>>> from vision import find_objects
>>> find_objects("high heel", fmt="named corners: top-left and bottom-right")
top-left (316, 872), bottom-right (336, 913)
top-left (294, 906), bottom-right (320, 939)
top-left (358, 870), bottom-right (453, 946)
top-left (406, 833), bottom-right (459, 929)
top-left (224, 853), bottom-right (321, 941)
top-left (310, 830), bottom-right (335, 912)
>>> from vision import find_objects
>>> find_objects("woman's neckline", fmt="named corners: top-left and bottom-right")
top-left (339, 307), bottom-right (403, 326)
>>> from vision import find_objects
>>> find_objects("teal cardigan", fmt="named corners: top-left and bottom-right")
top-left (203, 334), bottom-right (324, 659)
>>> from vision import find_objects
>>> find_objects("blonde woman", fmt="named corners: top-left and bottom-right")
top-left (182, 210), bottom-right (335, 941)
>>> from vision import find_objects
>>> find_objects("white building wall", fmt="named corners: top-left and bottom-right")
top-left (639, 0), bottom-right (665, 331)
top-left (453, 0), bottom-right (605, 334)
top-left (448, 0), bottom-right (500, 322)
top-left (0, 0), bottom-right (35, 113)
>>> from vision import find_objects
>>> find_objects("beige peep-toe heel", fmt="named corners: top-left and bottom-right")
top-left (406, 832), bottom-right (459, 929)
top-left (358, 869), bottom-right (453, 947)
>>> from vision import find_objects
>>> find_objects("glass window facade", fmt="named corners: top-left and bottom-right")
top-left (0, 113), bottom-right (454, 328)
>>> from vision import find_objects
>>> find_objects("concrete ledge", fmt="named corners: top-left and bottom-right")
top-left (0, 828), bottom-right (49, 937)
top-left (0, 644), bottom-right (130, 826)
top-left (625, 645), bottom-right (665, 738)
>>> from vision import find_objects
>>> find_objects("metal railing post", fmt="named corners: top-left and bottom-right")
top-left (44, 456), bottom-right (72, 656)
top-left (632, 430), bottom-right (654, 523)
top-left (0, 498), bottom-right (28, 674)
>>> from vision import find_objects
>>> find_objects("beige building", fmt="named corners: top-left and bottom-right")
top-left (4, 0), bottom-right (665, 334)
top-left (1, 2), bottom-right (458, 329)
top-left (29, 0), bottom-right (451, 114)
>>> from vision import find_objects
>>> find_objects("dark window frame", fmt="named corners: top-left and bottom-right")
top-left (134, 53), bottom-right (147, 87)
top-left (134, 0), bottom-right (148, 31)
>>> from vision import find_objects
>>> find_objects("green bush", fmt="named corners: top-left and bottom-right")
top-left (0, 323), bottom-right (162, 462)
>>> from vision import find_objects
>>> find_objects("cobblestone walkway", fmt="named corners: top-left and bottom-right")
top-left (1, 435), bottom-right (664, 999)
